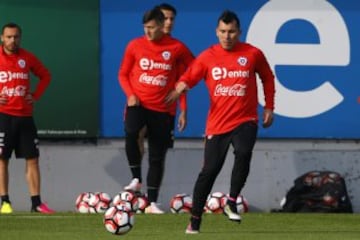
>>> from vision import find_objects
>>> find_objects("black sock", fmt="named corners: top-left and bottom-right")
top-left (130, 166), bottom-right (142, 183)
top-left (147, 188), bottom-right (158, 203)
top-left (1, 195), bottom-right (10, 204)
top-left (227, 198), bottom-right (238, 212)
top-left (190, 215), bottom-right (201, 230)
top-left (31, 195), bottom-right (42, 209)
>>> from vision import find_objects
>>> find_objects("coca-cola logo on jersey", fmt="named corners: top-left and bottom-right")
top-left (211, 67), bottom-right (249, 81)
top-left (1, 85), bottom-right (27, 97)
top-left (214, 83), bottom-right (246, 97)
top-left (0, 71), bottom-right (29, 83)
top-left (139, 58), bottom-right (172, 71)
top-left (139, 73), bottom-right (167, 86)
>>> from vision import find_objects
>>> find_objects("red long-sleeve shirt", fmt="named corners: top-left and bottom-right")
top-left (118, 35), bottom-right (194, 115)
top-left (179, 42), bottom-right (275, 136)
top-left (0, 46), bottom-right (51, 116)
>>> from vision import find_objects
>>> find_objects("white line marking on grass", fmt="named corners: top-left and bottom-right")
top-left (4, 215), bottom-right (77, 219)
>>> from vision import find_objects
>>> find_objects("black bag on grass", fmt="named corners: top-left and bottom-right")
top-left (281, 171), bottom-right (353, 213)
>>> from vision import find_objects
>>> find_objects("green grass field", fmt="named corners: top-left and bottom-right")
top-left (1, 212), bottom-right (360, 240)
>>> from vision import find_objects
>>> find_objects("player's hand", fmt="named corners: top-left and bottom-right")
top-left (127, 95), bottom-right (139, 106)
top-left (177, 110), bottom-right (187, 132)
top-left (165, 82), bottom-right (188, 105)
top-left (25, 93), bottom-right (34, 104)
top-left (0, 94), bottom-right (8, 105)
top-left (165, 90), bottom-right (181, 105)
top-left (262, 108), bottom-right (274, 128)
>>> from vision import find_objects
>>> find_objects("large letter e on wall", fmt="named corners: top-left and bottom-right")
top-left (247, 0), bottom-right (350, 118)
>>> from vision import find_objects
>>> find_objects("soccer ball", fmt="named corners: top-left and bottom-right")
top-left (136, 194), bottom-right (149, 213)
top-left (233, 194), bottom-right (249, 213)
top-left (88, 192), bottom-right (112, 213)
top-left (75, 192), bottom-right (95, 213)
top-left (170, 193), bottom-right (192, 213)
top-left (205, 192), bottom-right (227, 213)
top-left (112, 190), bottom-right (139, 212)
top-left (104, 205), bottom-right (135, 235)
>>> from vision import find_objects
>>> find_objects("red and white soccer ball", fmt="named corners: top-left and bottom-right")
top-left (88, 192), bottom-right (112, 213)
top-left (112, 190), bottom-right (139, 212)
top-left (136, 194), bottom-right (149, 213)
top-left (205, 192), bottom-right (227, 213)
top-left (75, 192), bottom-right (95, 213)
top-left (170, 193), bottom-right (192, 213)
top-left (232, 194), bottom-right (249, 213)
top-left (104, 205), bottom-right (135, 235)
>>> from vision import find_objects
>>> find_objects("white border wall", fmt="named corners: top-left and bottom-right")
top-left (7, 139), bottom-right (360, 213)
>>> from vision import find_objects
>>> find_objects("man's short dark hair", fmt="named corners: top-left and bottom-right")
top-left (2, 22), bottom-right (22, 35)
top-left (142, 7), bottom-right (165, 25)
top-left (156, 3), bottom-right (177, 16)
top-left (218, 10), bottom-right (241, 30)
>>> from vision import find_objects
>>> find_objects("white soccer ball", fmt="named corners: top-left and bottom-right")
top-left (205, 192), bottom-right (227, 213)
top-left (75, 192), bottom-right (95, 213)
top-left (88, 192), bottom-right (112, 213)
top-left (234, 194), bottom-right (249, 213)
top-left (112, 190), bottom-right (139, 212)
top-left (104, 205), bottom-right (135, 235)
top-left (136, 194), bottom-right (149, 213)
top-left (170, 193), bottom-right (192, 213)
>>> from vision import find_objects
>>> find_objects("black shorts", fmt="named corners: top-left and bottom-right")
top-left (138, 114), bottom-right (175, 148)
top-left (125, 106), bottom-right (174, 149)
top-left (0, 113), bottom-right (39, 159)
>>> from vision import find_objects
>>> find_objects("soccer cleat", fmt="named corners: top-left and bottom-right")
top-left (144, 202), bottom-right (164, 214)
top-left (124, 178), bottom-right (142, 192)
top-left (223, 204), bottom-right (241, 222)
top-left (32, 203), bottom-right (56, 214)
top-left (185, 216), bottom-right (201, 234)
top-left (0, 202), bottom-right (13, 214)
top-left (185, 223), bottom-right (199, 234)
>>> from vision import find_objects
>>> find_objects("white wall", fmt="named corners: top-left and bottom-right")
top-left (6, 139), bottom-right (360, 213)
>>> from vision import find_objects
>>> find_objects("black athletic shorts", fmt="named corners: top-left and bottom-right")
top-left (0, 113), bottom-right (39, 159)
top-left (125, 106), bottom-right (174, 149)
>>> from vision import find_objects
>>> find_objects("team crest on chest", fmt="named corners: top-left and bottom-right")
top-left (18, 59), bottom-right (26, 68)
top-left (162, 51), bottom-right (171, 60)
top-left (237, 57), bottom-right (247, 66)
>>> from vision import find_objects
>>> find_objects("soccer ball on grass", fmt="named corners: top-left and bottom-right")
top-left (205, 192), bottom-right (227, 213)
top-left (169, 193), bottom-right (192, 213)
top-left (75, 192), bottom-right (95, 213)
top-left (104, 205), bottom-right (135, 235)
top-left (88, 192), bottom-right (112, 213)
top-left (136, 193), bottom-right (149, 213)
top-left (112, 190), bottom-right (139, 212)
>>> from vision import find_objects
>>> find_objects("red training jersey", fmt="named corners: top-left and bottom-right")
top-left (179, 42), bottom-right (275, 136)
top-left (118, 34), bottom-right (194, 115)
top-left (0, 46), bottom-right (51, 116)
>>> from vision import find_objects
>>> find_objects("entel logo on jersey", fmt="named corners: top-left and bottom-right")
top-left (212, 67), bottom-right (250, 81)
top-left (0, 71), bottom-right (29, 83)
top-left (247, 0), bottom-right (350, 118)
top-left (139, 58), bottom-right (172, 71)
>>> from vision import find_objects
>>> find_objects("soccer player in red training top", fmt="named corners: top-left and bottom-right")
top-left (118, 8), bottom-right (194, 214)
top-left (135, 3), bottom-right (190, 175)
top-left (166, 10), bottom-right (275, 233)
top-left (0, 23), bottom-right (55, 214)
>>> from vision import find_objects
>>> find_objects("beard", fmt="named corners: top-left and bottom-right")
top-left (4, 43), bottom-right (19, 53)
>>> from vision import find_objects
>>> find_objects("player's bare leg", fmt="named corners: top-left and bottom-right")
top-left (26, 158), bottom-right (41, 196)
top-left (26, 157), bottom-right (55, 213)
top-left (0, 158), bottom-right (9, 196)
top-left (0, 158), bottom-right (12, 213)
